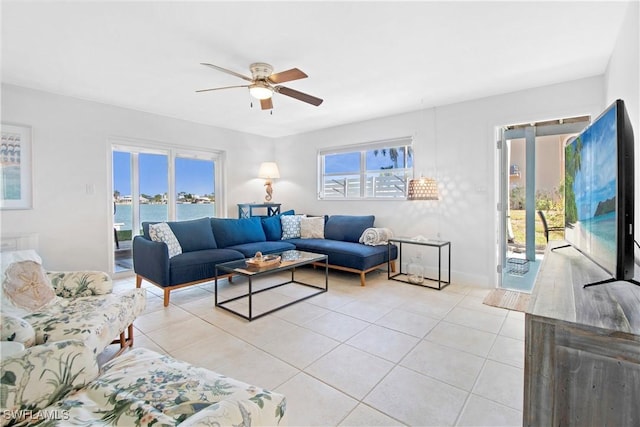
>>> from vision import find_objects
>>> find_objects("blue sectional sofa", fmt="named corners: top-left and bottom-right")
top-left (133, 214), bottom-right (397, 306)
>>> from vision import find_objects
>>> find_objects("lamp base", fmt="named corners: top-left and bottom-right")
top-left (264, 181), bottom-right (273, 202)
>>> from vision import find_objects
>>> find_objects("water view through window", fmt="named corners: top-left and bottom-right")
top-left (112, 147), bottom-right (217, 272)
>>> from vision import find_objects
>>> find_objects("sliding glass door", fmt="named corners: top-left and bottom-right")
top-left (112, 142), bottom-right (221, 274)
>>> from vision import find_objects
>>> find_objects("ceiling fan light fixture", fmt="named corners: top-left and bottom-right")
top-left (249, 82), bottom-right (273, 100)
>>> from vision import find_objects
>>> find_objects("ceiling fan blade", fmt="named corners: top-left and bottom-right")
top-left (276, 86), bottom-right (323, 106)
top-left (195, 84), bottom-right (249, 93)
top-left (260, 98), bottom-right (273, 110)
top-left (268, 68), bottom-right (308, 84)
top-left (200, 63), bottom-right (253, 82)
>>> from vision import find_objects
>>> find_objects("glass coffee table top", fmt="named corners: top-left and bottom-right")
top-left (215, 250), bottom-right (329, 321)
top-left (216, 250), bottom-right (327, 275)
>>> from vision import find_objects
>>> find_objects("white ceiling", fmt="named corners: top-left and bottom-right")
top-left (1, 1), bottom-right (630, 138)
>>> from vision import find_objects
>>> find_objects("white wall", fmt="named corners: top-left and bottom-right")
top-left (0, 84), bottom-right (273, 273)
top-left (7, 29), bottom-right (637, 286)
top-left (276, 77), bottom-right (605, 286)
top-left (605, 0), bottom-right (640, 228)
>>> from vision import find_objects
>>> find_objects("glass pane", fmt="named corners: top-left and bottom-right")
top-left (365, 170), bottom-right (410, 198)
top-left (175, 157), bottom-right (215, 220)
top-left (324, 152), bottom-right (360, 174)
top-left (139, 153), bottom-right (168, 229)
top-left (365, 146), bottom-right (412, 170)
top-left (321, 146), bottom-right (412, 199)
top-left (508, 138), bottom-right (526, 249)
top-left (113, 150), bottom-right (132, 234)
top-left (113, 150), bottom-right (132, 272)
top-left (322, 174), bottom-right (358, 198)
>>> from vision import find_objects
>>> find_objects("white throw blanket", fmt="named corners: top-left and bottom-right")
top-left (359, 227), bottom-right (393, 246)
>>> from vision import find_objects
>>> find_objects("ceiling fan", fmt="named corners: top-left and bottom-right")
top-left (196, 62), bottom-right (323, 110)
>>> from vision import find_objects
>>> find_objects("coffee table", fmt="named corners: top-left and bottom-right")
top-left (215, 250), bottom-right (328, 321)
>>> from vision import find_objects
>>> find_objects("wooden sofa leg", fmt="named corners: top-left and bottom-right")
top-left (163, 289), bottom-right (170, 307)
top-left (112, 324), bottom-right (135, 359)
top-left (136, 275), bottom-right (142, 288)
top-left (127, 324), bottom-right (134, 347)
top-left (360, 272), bottom-right (366, 287)
top-left (390, 261), bottom-right (397, 273)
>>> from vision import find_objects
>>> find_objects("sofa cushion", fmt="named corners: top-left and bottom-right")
top-left (48, 271), bottom-right (113, 297)
top-left (281, 214), bottom-right (306, 239)
top-left (227, 241), bottom-right (297, 258)
top-left (0, 314), bottom-right (36, 348)
top-left (0, 249), bottom-right (55, 317)
top-left (3, 260), bottom-right (59, 316)
top-left (261, 209), bottom-right (295, 241)
top-left (324, 215), bottom-right (375, 243)
top-left (24, 288), bottom-right (146, 355)
top-left (38, 347), bottom-right (287, 427)
top-left (168, 217), bottom-right (217, 252)
top-left (211, 217), bottom-right (266, 248)
top-left (0, 340), bottom-right (99, 424)
top-left (300, 216), bottom-right (325, 239)
top-left (169, 249), bottom-right (244, 285)
top-left (289, 238), bottom-right (397, 271)
top-left (149, 222), bottom-right (183, 257)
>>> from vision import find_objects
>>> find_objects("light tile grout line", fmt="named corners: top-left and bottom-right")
top-left (116, 270), bottom-right (524, 426)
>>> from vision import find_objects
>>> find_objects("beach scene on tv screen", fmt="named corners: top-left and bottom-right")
top-left (565, 105), bottom-right (617, 273)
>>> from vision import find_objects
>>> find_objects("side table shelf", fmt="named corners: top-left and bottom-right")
top-left (388, 237), bottom-right (451, 290)
top-left (238, 203), bottom-right (281, 218)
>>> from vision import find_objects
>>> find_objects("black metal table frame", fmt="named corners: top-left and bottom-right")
top-left (388, 238), bottom-right (451, 290)
top-left (215, 253), bottom-right (328, 321)
top-left (237, 203), bottom-right (281, 219)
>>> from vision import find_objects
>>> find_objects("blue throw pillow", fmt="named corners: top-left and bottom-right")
top-left (324, 215), bottom-right (375, 243)
top-left (211, 217), bottom-right (266, 248)
top-left (261, 209), bottom-right (295, 241)
top-left (167, 217), bottom-right (217, 252)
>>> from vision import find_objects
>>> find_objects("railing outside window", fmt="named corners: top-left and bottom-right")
top-left (318, 137), bottom-right (413, 200)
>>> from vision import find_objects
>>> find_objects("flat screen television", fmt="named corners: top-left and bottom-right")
top-left (564, 99), bottom-right (635, 285)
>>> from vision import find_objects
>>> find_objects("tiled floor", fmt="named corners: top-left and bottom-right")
top-left (111, 268), bottom-right (524, 427)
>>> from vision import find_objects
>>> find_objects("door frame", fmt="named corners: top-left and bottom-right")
top-left (496, 120), bottom-right (589, 288)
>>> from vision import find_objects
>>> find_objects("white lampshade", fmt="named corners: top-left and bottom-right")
top-left (249, 83), bottom-right (273, 100)
top-left (407, 177), bottom-right (439, 200)
top-left (258, 162), bottom-right (280, 179)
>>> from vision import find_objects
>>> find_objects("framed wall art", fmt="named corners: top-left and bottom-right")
top-left (1, 124), bottom-right (32, 209)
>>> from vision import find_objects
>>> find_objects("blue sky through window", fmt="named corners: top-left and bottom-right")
top-left (113, 151), bottom-right (215, 196)
top-left (324, 147), bottom-right (412, 173)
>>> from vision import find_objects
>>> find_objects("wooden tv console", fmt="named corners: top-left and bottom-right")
top-left (524, 242), bottom-right (640, 426)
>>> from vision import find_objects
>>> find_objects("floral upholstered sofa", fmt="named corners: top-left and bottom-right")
top-left (0, 341), bottom-right (287, 426)
top-left (0, 250), bottom-right (145, 356)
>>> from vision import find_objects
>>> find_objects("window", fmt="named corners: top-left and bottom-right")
top-left (111, 140), bottom-right (222, 273)
top-left (175, 155), bottom-right (216, 220)
top-left (318, 137), bottom-right (413, 199)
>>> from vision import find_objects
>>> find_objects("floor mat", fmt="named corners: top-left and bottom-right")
top-left (483, 288), bottom-right (531, 312)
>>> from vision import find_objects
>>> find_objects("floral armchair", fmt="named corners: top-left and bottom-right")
top-left (1, 343), bottom-right (287, 426)
top-left (1, 250), bottom-right (145, 357)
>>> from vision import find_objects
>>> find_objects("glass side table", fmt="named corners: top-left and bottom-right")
top-left (388, 236), bottom-right (451, 290)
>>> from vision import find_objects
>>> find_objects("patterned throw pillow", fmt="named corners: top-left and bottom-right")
top-left (281, 215), bottom-right (306, 239)
top-left (2, 260), bottom-right (59, 316)
top-left (300, 216), bottom-right (325, 239)
top-left (149, 223), bottom-right (182, 258)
